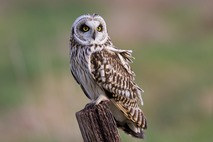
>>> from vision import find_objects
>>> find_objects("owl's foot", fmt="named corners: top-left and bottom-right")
top-left (85, 95), bottom-right (109, 109)
top-left (94, 95), bottom-right (109, 105)
top-left (85, 102), bottom-right (95, 108)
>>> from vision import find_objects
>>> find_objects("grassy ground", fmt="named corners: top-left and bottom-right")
top-left (0, 0), bottom-right (212, 142)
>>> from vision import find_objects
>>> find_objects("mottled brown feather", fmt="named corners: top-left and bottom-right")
top-left (90, 48), bottom-right (147, 129)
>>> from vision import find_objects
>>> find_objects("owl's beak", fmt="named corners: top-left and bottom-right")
top-left (92, 31), bottom-right (96, 40)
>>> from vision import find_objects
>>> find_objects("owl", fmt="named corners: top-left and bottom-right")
top-left (70, 14), bottom-right (147, 138)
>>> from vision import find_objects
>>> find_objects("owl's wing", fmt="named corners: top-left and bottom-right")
top-left (70, 69), bottom-right (92, 99)
top-left (90, 48), bottom-right (147, 129)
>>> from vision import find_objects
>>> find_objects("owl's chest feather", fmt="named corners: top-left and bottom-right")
top-left (70, 45), bottom-right (105, 100)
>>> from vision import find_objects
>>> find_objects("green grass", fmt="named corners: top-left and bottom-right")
top-left (131, 37), bottom-right (213, 142)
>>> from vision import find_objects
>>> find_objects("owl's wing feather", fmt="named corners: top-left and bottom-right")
top-left (70, 69), bottom-right (92, 99)
top-left (71, 70), bottom-right (80, 84)
top-left (90, 48), bottom-right (147, 129)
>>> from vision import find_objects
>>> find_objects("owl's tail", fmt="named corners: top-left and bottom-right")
top-left (116, 119), bottom-right (146, 139)
top-left (110, 99), bottom-right (147, 138)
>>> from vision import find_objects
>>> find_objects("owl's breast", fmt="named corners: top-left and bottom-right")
top-left (70, 46), bottom-right (105, 100)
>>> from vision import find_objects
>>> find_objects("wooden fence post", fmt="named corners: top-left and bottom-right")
top-left (76, 101), bottom-right (121, 142)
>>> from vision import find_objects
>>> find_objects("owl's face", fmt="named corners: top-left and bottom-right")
top-left (71, 14), bottom-right (108, 45)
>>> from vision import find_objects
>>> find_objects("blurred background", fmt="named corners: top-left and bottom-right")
top-left (0, 0), bottom-right (213, 142)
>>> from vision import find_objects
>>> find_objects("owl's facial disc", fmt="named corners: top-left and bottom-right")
top-left (72, 14), bottom-right (108, 45)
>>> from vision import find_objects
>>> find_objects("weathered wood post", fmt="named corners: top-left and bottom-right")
top-left (76, 101), bottom-right (121, 142)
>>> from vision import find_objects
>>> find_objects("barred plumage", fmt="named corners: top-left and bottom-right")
top-left (70, 14), bottom-right (147, 138)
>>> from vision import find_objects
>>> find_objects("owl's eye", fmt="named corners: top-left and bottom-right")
top-left (97, 25), bottom-right (103, 32)
top-left (80, 24), bottom-right (90, 32)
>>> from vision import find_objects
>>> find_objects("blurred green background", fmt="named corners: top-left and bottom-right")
top-left (0, 0), bottom-right (212, 142)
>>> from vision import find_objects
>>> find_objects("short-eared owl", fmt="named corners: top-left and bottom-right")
top-left (70, 14), bottom-right (147, 138)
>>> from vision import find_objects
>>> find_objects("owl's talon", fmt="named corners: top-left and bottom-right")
top-left (85, 102), bottom-right (95, 109)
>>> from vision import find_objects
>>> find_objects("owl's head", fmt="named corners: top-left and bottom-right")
top-left (71, 14), bottom-right (108, 45)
